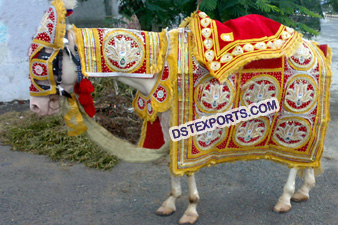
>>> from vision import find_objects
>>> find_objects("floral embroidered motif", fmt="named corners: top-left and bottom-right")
top-left (235, 118), bottom-right (268, 146)
top-left (284, 75), bottom-right (317, 113)
top-left (34, 65), bottom-right (43, 75)
top-left (31, 62), bottom-right (48, 77)
top-left (286, 83), bottom-right (314, 106)
top-left (245, 83), bottom-right (275, 103)
top-left (103, 31), bottom-right (145, 73)
top-left (137, 97), bottom-right (145, 110)
top-left (153, 85), bottom-right (167, 103)
top-left (272, 118), bottom-right (311, 148)
top-left (106, 36), bottom-right (140, 68)
top-left (197, 130), bottom-right (221, 145)
top-left (275, 124), bottom-right (305, 143)
top-left (241, 76), bottom-right (279, 107)
top-left (194, 127), bottom-right (227, 150)
top-left (288, 42), bottom-right (315, 70)
top-left (202, 83), bottom-right (230, 108)
top-left (195, 77), bottom-right (234, 113)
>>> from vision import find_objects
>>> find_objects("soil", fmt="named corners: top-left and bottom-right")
top-left (93, 91), bottom-right (142, 145)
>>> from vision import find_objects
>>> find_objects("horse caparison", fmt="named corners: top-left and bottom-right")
top-left (28, 0), bottom-right (332, 224)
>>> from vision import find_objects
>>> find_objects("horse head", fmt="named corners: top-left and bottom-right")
top-left (29, 0), bottom-right (79, 116)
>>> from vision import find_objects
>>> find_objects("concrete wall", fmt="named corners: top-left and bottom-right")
top-left (0, 0), bottom-right (51, 102)
top-left (68, 0), bottom-right (106, 27)
top-left (0, 0), bottom-right (120, 102)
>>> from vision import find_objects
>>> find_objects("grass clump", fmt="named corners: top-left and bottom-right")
top-left (0, 111), bottom-right (119, 170)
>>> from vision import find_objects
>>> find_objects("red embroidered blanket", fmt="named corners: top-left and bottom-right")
top-left (186, 11), bottom-right (303, 82)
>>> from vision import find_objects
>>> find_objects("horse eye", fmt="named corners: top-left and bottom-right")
top-left (37, 48), bottom-right (52, 60)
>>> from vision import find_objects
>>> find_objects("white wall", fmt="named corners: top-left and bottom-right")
top-left (0, 0), bottom-right (121, 102)
top-left (0, 0), bottom-right (50, 102)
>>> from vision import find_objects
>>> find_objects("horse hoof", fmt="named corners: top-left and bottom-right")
top-left (179, 212), bottom-right (199, 224)
top-left (273, 201), bottom-right (291, 213)
top-left (292, 191), bottom-right (309, 202)
top-left (156, 205), bottom-right (175, 216)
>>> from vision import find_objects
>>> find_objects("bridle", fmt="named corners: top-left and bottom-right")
top-left (36, 34), bottom-right (82, 99)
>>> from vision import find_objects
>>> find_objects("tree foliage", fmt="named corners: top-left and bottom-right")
top-left (322, 0), bottom-right (338, 13)
top-left (119, 0), bottom-right (324, 37)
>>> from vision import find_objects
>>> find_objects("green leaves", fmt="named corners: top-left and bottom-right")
top-left (199, 0), bottom-right (218, 11)
top-left (255, 0), bottom-right (280, 13)
top-left (118, 0), bottom-right (323, 36)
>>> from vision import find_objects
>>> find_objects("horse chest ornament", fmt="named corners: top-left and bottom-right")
top-left (29, 0), bottom-right (333, 224)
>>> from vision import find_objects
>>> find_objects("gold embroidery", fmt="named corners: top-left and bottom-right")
top-left (203, 38), bottom-right (213, 49)
top-left (234, 118), bottom-right (269, 146)
top-left (232, 46), bottom-right (244, 55)
top-left (241, 75), bottom-right (280, 106)
top-left (220, 53), bottom-right (233, 63)
top-left (221, 33), bottom-right (234, 42)
top-left (272, 117), bottom-right (311, 148)
top-left (284, 75), bottom-right (318, 113)
top-left (201, 18), bottom-right (211, 27)
top-left (254, 42), bottom-right (267, 50)
top-left (201, 28), bottom-right (212, 38)
top-left (205, 50), bottom-right (215, 61)
top-left (103, 30), bottom-right (145, 73)
top-left (194, 127), bottom-right (228, 150)
top-left (210, 61), bottom-right (220, 70)
top-left (243, 43), bottom-right (254, 52)
top-left (195, 76), bottom-right (234, 113)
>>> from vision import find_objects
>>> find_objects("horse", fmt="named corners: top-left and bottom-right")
top-left (28, 0), bottom-right (332, 224)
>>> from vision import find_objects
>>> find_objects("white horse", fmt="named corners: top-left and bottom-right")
top-left (29, 0), bottom-right (330, 224)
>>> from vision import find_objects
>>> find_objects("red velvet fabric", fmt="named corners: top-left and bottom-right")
top-left (142, 117), bottom-right (165, 149)
top-left (319, 44), bottom-right (328, 57)
top-left (220, 14), bottom-right (282, 41)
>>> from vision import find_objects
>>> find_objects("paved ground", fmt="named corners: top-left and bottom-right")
top-left (1, 20), bottom-right (338, 225)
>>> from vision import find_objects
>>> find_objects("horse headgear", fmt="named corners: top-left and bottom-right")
top-left (28, 0), bottom-right (74, 97)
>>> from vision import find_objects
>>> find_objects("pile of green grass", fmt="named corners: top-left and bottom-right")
top-left (0, 111), bottom-right (119, 170)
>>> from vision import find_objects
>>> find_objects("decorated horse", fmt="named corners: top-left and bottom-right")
top-left (28, 0), bottom-right (332, 224)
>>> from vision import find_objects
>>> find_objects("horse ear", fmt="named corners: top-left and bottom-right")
top-left (63, 0), bottom-right (77, 10)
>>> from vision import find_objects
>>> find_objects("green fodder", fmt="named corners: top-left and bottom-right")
top-left (0, 111), bottom-right (119, 170)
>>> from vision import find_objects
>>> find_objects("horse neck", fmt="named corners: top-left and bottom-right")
top-left (117, 74), bottom-right (159, 96)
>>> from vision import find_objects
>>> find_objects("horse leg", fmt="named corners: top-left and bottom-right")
top-left (156, 172), bottom-right (182, 216)
top-left (179, 174), bottom-right (199, 224)
top-left (273, 168), bottom-right (298, 213)
top-left (292, 168), bottom-right (315, 202)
